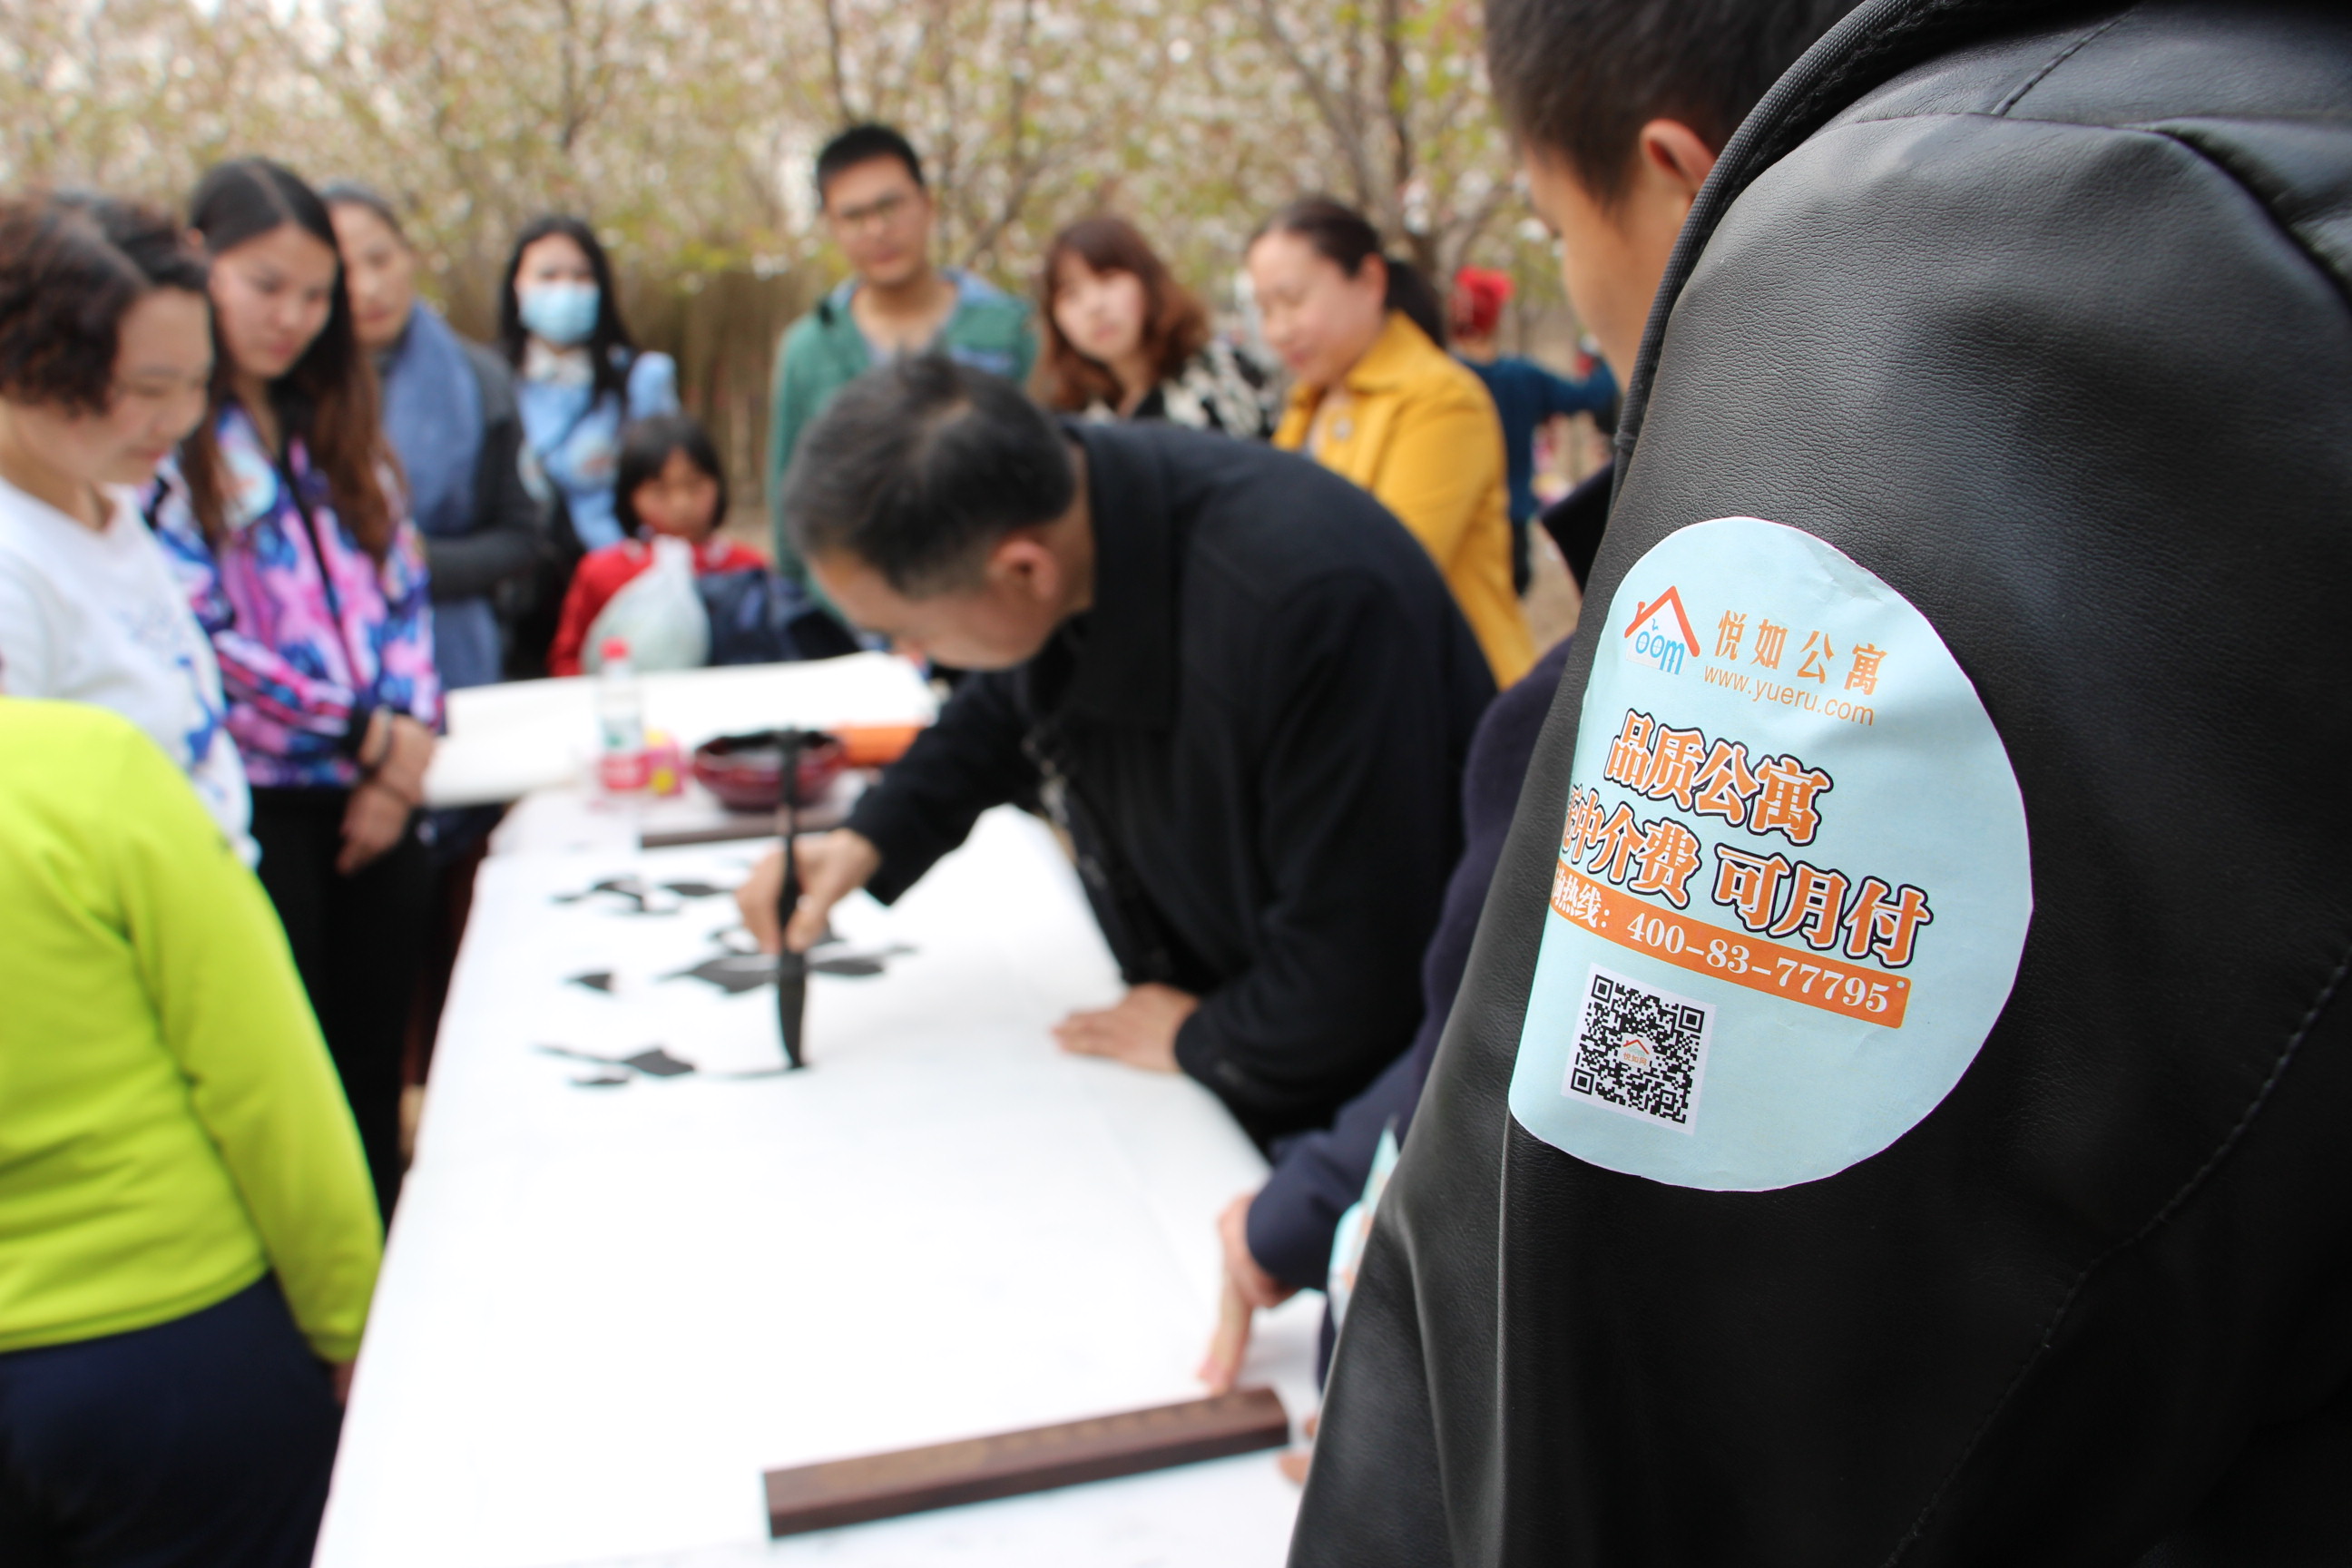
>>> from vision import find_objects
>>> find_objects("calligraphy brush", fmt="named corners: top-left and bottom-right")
top-left (774, 728), bottom-right (809, 1069)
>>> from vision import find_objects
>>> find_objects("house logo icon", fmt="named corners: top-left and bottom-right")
top-left (1622, 586), bottom-right (1699, 676)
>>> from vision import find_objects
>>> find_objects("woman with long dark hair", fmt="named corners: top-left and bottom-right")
top-left (152, 157), bottom-right (438, 1220)
top-left (1247, 197), bottom-right (1534, 684)
top-left (1033, 216), bottom-right (1276, 436)
top-left (498, 215), bottom-right (677, 556)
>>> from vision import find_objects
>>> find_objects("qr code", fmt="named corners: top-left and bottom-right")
top-left (1564, 965), bottom-right (1713, 1132)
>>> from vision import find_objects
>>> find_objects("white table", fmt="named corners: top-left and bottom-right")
top-left (316, 807), bottom-right (1322, 1568)
top-left (423, 654), bottom-right (939, 809)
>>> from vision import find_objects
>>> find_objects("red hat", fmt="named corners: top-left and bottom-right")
top-left (1451, 266), bottom-right (1514, 340)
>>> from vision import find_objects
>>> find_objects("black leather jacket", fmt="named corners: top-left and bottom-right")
top-left (1294, 5), bottom-right (2352, 1565)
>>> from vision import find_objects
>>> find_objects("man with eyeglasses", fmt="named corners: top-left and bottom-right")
top-left (764, 124), bottom-right (1036, 591)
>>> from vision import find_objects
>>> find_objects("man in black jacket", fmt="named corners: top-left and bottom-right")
top-left (1296, 1), bottom-right (2352, 1565)
top-left (736, 356), bottom-right (1494, 1142)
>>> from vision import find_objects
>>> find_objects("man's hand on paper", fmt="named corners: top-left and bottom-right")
top-left (736, 828), bottom-right (883, 953)
top-left (1198, 1191), bottom-right (1296, 1394)
top-left (1053, 982), bottom-right (1197, 1073)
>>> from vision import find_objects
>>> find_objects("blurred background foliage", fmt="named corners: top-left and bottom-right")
top-left (0, 0), bottom-right (1582, 501)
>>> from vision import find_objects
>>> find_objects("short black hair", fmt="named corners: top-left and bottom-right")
top-left (1485, 0), bottom-right (1862, 201)
top-left (613, 412), bottom-right (728, 538)
top-left (0, 191), bottom-right (208, 416)
top-left (782, 355), bottom-right (1075, 597)
top-left (816, 123), bottom-right (926, 205)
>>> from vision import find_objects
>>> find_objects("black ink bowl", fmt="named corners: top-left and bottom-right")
top-left (691, 730), bottom-right (849, 814)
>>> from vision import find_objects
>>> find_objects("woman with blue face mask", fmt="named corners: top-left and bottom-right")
top-left (496, 217), bottom-right (677, 564)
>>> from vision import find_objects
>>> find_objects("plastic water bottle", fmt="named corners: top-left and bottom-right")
top-left (595, 636), bottom-right (649, 793)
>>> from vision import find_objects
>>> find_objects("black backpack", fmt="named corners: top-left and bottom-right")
top-left (694, 568), bottom-right (861, 666)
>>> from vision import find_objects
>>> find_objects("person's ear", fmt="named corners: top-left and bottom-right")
top-left (985, 533), bottom-right (1061, 604)
top-left (1357, 250), bottom-right (1390, 305)
top-left (1633, 119), bottom-right (1720, 208)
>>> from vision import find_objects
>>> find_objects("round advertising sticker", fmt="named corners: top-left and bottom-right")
top-left (1509, 517), bottom-right (2032, 1191)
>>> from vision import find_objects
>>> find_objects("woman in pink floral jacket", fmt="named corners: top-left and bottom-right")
top-left (154, 158), bottom-right (438, 1220)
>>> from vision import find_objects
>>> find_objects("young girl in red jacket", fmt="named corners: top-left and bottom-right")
top-left (546, 413), bottom-right (763, 676)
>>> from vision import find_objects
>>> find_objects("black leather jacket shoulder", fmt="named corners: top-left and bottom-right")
top-left (1296, 5), bottom-right (2352, 1565)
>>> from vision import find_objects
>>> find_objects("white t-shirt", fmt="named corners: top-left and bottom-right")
top-left (0, 475), bottom-right (256, 863)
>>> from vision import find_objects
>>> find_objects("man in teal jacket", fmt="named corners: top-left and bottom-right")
top-left (765, 123), bottom-right (1034, 588)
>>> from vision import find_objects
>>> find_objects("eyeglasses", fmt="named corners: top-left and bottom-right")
top-left (829, 190), bottom-right (917, 232)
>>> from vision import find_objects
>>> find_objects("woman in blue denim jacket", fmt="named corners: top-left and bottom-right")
top-left (495, 216), bottom-right (677, 554)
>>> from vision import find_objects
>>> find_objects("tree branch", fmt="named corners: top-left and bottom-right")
top-left (955, 0), bottom-right (1037, 271)
top-left (1378, 0), bottom-right (1433, 270)
top-left (1441, 178), bottom-right (1514, 279)
top-left (1253, 0), bottom-right (1378, 212)
top-left (820, 0), bottom-right (855, 122)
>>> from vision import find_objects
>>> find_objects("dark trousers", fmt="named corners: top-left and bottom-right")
top-left (0, 1279), bottom-right (342, 1568)
top-left (250, 788), bottom-right (433, 1220)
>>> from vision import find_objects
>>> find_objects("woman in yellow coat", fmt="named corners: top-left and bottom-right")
top-left (1250, 199), bottom-right (1534, 686)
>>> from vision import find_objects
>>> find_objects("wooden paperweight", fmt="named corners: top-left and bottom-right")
top-left (763, 1387), bottom-right (1291, 1538)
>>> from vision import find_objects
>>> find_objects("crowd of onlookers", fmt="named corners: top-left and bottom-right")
top-left (0, 1), bottom-right (1802, 1556)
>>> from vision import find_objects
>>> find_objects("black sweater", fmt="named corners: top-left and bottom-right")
top-left (1249, 632), bottom-right (1573, 1292)
top-left (846, 422), bottom-right (1494, 1139)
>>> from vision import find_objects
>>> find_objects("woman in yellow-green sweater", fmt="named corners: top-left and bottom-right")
top-left (1251, 197), bottom-right (1537, 688)
top-left (0, 699), bottom-right (381, 1568)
